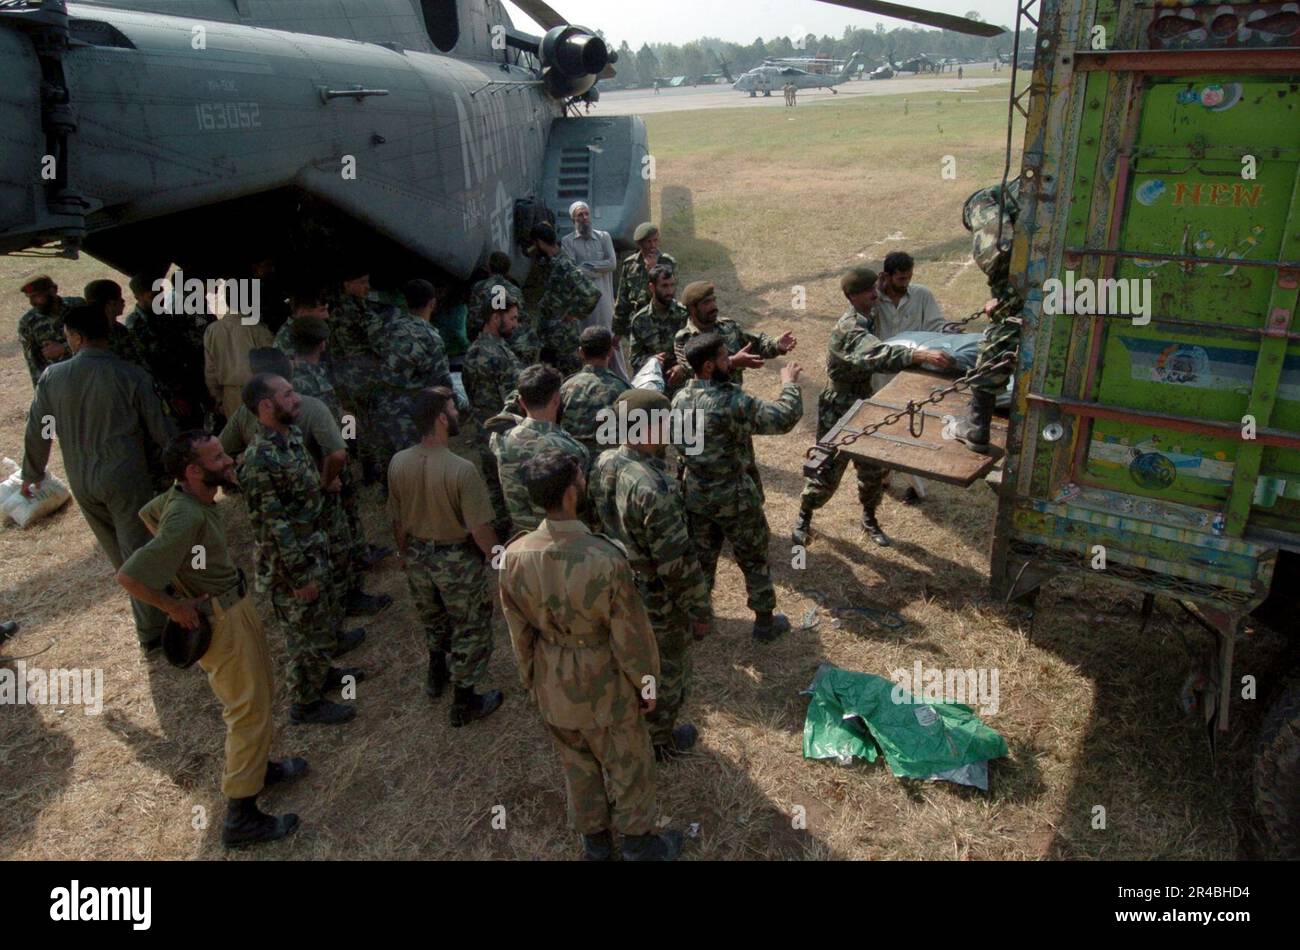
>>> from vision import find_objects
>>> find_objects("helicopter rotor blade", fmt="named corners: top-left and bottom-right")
top-left (816, 0), bottom-right (1006, 37)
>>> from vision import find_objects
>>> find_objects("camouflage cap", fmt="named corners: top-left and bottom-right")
top-left (680, 281), bottom-right (715, 310)
top-left (633, 222), bottom-right (660, 243)
top-left (20, 275), bottom-right (55, 295)
top-left (616, 387), bottom-right (671, 414)
top-left (840, 266), bottom-right (879, 296)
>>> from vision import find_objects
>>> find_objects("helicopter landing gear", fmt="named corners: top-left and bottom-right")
top-left (749, 91), bottom-right (756, 97)
top-left (763, 90), bottom-right (771, 97)
top-left (832, 88), bottom-right (838, 94)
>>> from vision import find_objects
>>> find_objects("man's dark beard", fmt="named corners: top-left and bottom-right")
top-left (712, 367), bottom-right (732, 385)
top-left (446, 417), bottom-right (461, 438)
top-left (201, 466), bottom-right (237, 490)
top-left (274, 406), bottom-right (296, 426)
top-left (654, 291), bottom-right (673, 308)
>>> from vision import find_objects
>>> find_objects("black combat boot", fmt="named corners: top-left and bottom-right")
top-left (344, 589), bottom-right (392, 617)
top-left (221, 796), bottom-right (299, 849)
top-left (752, 612), bottom-right (791, 643)
top-left (425, 651), bottom-right (450, 700)
top-left (264, 757), bottom-right (309, 788)
top-left (322, 666), bottom-right (367, 692)
top-left (581, 831), bottom-right (615, 862)
top-left (621, 829), bottom-right (684, 862)
top-left (330, 627), bottom-right (367, 658)
top-left (791, 506), bottom-right (814, 547)
top-left (0, 620), bottom-right (18, 644)
top-left (654, 722), bottom-right (699, 763)
top-left (449, 685), bottom-right (504, 727)
top-left (289, 699), bottom-right (356, 726)
top-left (862, 509), bottom-right (891, 547)
top-left (951, 389), bottom-right (996, 454)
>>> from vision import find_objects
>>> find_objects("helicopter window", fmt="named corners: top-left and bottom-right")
top-left (420, 0), bottom-right (459, 53)
top-left (69, 19), bottom-right (135, 49)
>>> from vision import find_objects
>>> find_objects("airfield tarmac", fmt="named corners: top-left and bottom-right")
top-left (596, 74), bottom-right (1009, 115)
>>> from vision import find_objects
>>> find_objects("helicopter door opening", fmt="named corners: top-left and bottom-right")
top-left (420, 0), bottom-right (459, 53)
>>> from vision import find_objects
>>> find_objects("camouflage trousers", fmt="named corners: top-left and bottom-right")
top-left (970, 319), bottom-right (1020, 397)
top-left (685, 489), bottom-right (776, 614)
top-left (340, 464), bottom-right (370, 574)
top-left (269, 554), bottom-right (337, 706)
top-left (639, 581), bottom-right (691, 747)
top-left (545, 716), bottom-right (657, 836)
top-left (540, 319), bottom-right (583, 377)
top-left (403, 538), bottom-right (494, 687)
top-left (475, 431), bottom-right (512, 528)
top-left (338, 378), bottom-right (384, 480)
top-left (379, 392), bottom-right (421, 468)
top-left (800, 389), bottom-right (887, 513)
top-left (322, 489), bottom-right (359, 603)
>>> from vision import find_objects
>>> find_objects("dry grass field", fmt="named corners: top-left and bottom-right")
top-left (0, 76), bottom-right (1289, 860)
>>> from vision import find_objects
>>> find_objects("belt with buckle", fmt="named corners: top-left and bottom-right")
top-left (203, 568), bottom-right (249, 616)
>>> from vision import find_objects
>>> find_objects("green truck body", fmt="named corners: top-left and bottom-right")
top-left (993, 0), bottom-right (1299, 666)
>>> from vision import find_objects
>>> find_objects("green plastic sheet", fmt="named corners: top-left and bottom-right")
top-left (802, 665), bottom-right (1008, 790)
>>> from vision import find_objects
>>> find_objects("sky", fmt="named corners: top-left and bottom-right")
top-left (500, 0), bottom-right (1020, 48)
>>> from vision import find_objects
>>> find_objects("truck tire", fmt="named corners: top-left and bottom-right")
top-left (1255, 676), bottom-right (1300, 859)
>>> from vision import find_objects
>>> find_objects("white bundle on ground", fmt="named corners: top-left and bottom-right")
top-left (631, 357), bottom-right (666, 392)
top-left (0, 458), bottom-right (18, 505)
top-left (1, 471), bottom-right (72, 528)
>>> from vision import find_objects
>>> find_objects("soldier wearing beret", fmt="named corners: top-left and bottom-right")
top-left (615, 222), bottom-right (677, 342)
top-left (672, 333), bottom-right (804, 643)
top-left (588, 388), bottom-right (712, 761)
top-left (468, 252), bottom-right (541, 365)
top-left (116, 430), bottom-right (306, 848)
top-left (627, 265), bottom-right (690, 391)
top-left (500, 449), bottom-right (682, 861)
top-left (17, 276), bottom-right (81, 387)
top-left (672, 281), bottom-right (797, 390)
top-left (792, 267), bottom-right (954, 548)
top-left (462, 294), bottom-right (524, 537)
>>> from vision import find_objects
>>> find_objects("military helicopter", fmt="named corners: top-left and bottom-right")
top-left (0, 0), bottom-right (1002, 289)
top-left (733, 51), bottom-right (866, 97)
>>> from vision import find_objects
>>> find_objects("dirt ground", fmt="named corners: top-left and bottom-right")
top-left (0, 85), bottom-right (1288, 860)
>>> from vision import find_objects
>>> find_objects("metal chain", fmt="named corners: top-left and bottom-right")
top-left (941, 309), bottom-right (987, 334)
top-left (805, 353), bottom-right (1017, 458)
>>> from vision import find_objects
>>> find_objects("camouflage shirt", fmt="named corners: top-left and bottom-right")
top-left (292, 358), bottom-right (343, 421)
top-left (824, 305), bottom-right (917, 400)
top-left (628, 297), bottom-right (689, 372)
top-left (491, 418), bottom-right (590, 531)
top-left (674, 316), bottom-right (781, 388)
top-left (588, 445), bottom-right (711, 622)
top-left (462, 332), bottom-right (522, 429)
top-left (369, 310), bottom-right (453, 398)
top-left (536, 253), bottom-right (601, 332)
top-left (329, 295), bottom-right (384, 392)
top-left (125, 304), bottom-right (210, 407)
top-left (17, 295), bottom-right (83, 386)
top-left (671, 377), bottom-right (803, 507)
top-left (499, 519), bottom-right (660, 729)
top-left (614, 250), bottom-right (677, 335)
top-left (559, 364), bottom-right (629, 460)
top-left (236, 424), bottom-right (327, 593)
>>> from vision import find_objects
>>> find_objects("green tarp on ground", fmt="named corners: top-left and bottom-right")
top-left (802, 664), bottom-right (1008, 790)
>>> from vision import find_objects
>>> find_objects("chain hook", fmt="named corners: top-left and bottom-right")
top-left (906, 400), bottom-right (925, 438)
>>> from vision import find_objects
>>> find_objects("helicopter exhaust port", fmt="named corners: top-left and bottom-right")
top-left (538, 25), bottom-right (609, 99)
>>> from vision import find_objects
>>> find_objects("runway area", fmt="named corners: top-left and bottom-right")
top-left (593, 75), bottom-right (1010, 116)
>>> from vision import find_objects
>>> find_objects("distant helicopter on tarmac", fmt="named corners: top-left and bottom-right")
top-left (733, 51), bottom-right (865, 97)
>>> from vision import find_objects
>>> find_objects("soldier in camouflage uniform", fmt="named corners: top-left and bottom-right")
top-left (793, 268), bottom-right (956, 548)
top-left (368, 280), bottom-right (454, 471)
top-left (560, 327), bottom-right (629, 463)
top-left (614, 222), bottom-right (677, 341)
top-left (462, 296), bottom-right (523, 534)
top-left (84, 279), bottom-right (148, 369)
top-left (329, 268), bottom-right (387, 484)
top-left (492, 364), bottom-right (590, 531)
top-left (500, 449), bottom-right (683, 862)
top-left (672, 333), bottom-right (804, 643)
top-left (953, 178), bottom-right (1023, 454)
top-left (17, 276), bottom-right (81, 387)
top-left (468, 251), bottom-right (541, 365)
top-left (526, 222), bottom-right (601, 377)
top-left (237, 373), bottom-right (365, 726)
top-left (126, 274), bottom-right (212, 429)
top-left (274, 290), bottom-right (329, 356)
top-left (289, 317), bottom-right (391, 577)
top-left (589, 388), bottom-right (712, 761)
top-left (388, 387), bottom-right (504, 726)
top-left (673, 281), bottom-right (797, 389)
top-left (628, 265), bottom-right (691, 389)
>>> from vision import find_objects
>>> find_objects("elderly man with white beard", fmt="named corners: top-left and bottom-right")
top-left (561, 201), bottom-right (627, 380)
